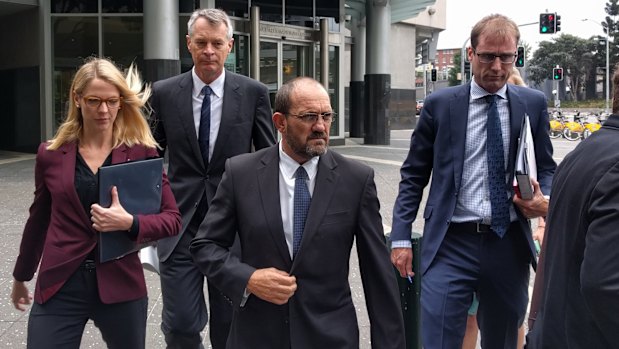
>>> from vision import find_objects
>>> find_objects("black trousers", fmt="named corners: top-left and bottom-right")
top-left (160, 221), bottom-right (235, 349)
top-left (27, 262), bottom-right (148, 349)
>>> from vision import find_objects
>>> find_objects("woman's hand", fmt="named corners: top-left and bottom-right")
top-left (90, 186), bottom-right (133, 232)
top-left (11, 280), bottom-right (32, 311)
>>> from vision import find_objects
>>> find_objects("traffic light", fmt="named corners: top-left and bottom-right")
top-left (540, 13), bottom-right (556, 34)
top-left (553, 67), bottom-right (563, 81)
top-left (555, 14), bottom-right (561, 32)
top-left (516, 46), bottom-right (525, 67)
top-left (431, 68), bottom-right (437, 81)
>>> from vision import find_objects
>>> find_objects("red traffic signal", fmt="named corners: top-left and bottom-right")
top-left (540, 13), bottom-right (557, 34)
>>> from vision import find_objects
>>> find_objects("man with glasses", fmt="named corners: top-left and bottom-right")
top-left (189, 77), bottom-right (406, 348)
top-left (390, 14), bottom-right (555, 348)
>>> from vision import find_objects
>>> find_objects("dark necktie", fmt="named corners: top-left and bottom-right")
top-left (486, 94), bottom-right (510, 237)
top-left (293, 167), bottom-right (311, 257)
top-left (199, 85), bottom-right (212, 167)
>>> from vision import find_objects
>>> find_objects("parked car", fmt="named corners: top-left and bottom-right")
top-left (416, 100), bottom-right (424, 115)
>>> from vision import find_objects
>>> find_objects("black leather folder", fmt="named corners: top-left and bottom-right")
top-left (98, 157), bottom-right (163, 262)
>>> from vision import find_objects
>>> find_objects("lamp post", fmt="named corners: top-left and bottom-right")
top-left (583, 18), bottom-right (610, 114)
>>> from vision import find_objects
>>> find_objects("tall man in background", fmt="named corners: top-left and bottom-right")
top-left (390, 14), bottom-right (555, 348)
top-left (149, 8), bottom-right (275, 349)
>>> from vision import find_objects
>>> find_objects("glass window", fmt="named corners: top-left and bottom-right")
top-left (216, 0), bottom-right (249, 19)
top-left (282, 44), bottom-right (310, 83)
top-left (260, 41), bottom-right (278, 108)
top-left (102, 0), bottom-right (143, 13)
top-left (254, 0), bottom-right (282, 24)
top-left (316, 0), bottom-right (340, 31)
top-left (179, 0), bottom-right (199, 14)
top-left (51, 0), bottom-right (97, 13)
top-left (180, 16), bottom-right (192, 72)
top-left (52, 17), bottom-right (99, 129)
top-left (315, 45), bottom-right (339, 136)
top-left (230, 35), bottom-right (250, 76)
top-left (286, 0), bottom-right (313, 28)
top-left (102, 17), bottom-right (144, 70)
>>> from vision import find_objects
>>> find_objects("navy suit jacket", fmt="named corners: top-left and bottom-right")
top-left (12, 142), bottom-right (181, 304)
top-left (149, 70), bottom-right (275, 261)
top-left (391, 83), bottom-right (556, 274)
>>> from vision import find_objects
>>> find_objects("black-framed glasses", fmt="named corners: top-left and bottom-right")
top-left (288, 112), bottom-right (335, 123)
top-left (473, 49), bottom-right (517, 64)
top-left (81, 95), bottom-right (123, 109)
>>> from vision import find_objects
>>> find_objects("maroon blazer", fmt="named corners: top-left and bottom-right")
top-left (12, 142), bottom-right (181, 304)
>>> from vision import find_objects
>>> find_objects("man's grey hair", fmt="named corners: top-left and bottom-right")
top-left (187, 8), bottom-right (233, 40)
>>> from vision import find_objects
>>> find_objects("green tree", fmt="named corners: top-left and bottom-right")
top-left (528, 34), bottom-right (592, 101)
top-left (448, 51), bottom-right (463, 86)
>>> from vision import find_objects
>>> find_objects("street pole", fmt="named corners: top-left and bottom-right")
top-left (605, 32), bottom-right (610, 114)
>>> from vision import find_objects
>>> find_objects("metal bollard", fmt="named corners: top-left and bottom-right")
top-left (387, 232), bottom-right (422, 349)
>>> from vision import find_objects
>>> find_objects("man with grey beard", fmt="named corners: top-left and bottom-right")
top-left (189, 77), bottom-right (405, 348)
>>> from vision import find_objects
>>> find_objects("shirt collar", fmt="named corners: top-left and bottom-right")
top-left (278, 142), bottom-right (320, 180)
top-left (192, 68), bottom-right (225, 98)
top-left (470, 78), bottom-right (508, 101)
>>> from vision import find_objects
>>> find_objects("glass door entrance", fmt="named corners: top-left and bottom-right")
top-left (259, 41), bottom-right (311, 108)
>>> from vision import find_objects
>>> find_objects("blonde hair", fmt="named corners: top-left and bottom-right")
top-left (508, 67), bottom-right (526, 86)
top-left (47, 57), bottom-right (157, 150)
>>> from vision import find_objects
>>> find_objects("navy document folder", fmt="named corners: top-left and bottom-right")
top-left (98, 157), bottom-right (163, 262)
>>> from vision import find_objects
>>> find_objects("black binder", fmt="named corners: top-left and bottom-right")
top-left (98, 157), bottom-right (163, 262)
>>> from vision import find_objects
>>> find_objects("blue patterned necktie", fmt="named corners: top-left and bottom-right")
top-left (199, 85), bottom-right (212, 167)
top-left (293, 167), bottom-right (311, 257)
top-left (486, 94), bottom-right (510, 237)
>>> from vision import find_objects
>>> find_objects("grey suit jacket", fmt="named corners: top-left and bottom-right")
top-left (150, 70), bottom-right (275, 261)
top-left (189, 146), bottom-right (406, 349)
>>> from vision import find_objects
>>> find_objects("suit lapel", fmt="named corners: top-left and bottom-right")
top-left (507, 86), bottom-right (526, 185)
top-left (257, 147), bottom-right (292, 266)
top-left (449, 85), bottom-right (471, 192)
top-left (176, 72), bottom-right (204, 167)
top-left (212, 72), bottom-right (241, 166)
top-left (292, 151), bottom-right (339, 265)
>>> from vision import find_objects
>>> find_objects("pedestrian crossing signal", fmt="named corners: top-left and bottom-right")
top-left (553, 67), bottom-right (563, 81)
top-left (516, 46), bottom-right (525, 67)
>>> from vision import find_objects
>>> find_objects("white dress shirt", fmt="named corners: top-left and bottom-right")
top-left (278, 142), bottom-right (319, 258)
top-left (191, 68), bottom-right (225, 161)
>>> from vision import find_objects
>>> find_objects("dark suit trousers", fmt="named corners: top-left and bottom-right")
top-left (27, 262), bottom-right (148, 349)
top-left (421, 222), bottom-right (530, 349)
top-left (160, 214), bottom-right (235, 349)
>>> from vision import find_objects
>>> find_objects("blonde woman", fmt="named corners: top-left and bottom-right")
top-left (10, 57), bottom-right (181, 349)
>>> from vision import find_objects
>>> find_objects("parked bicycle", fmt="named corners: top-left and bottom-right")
top-left (582, 113), bottom-right (602, 140)
top-left (563, 111), bottom-right (584, 141)
top-left (549, 110), bottom-right (566, 139)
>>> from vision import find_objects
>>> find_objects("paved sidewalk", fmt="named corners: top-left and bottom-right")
top-left (0, 131), bottom-right (575, 348)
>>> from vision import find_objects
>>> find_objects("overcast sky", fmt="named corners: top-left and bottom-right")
top-left (437, 0), bottom-right (611, 51)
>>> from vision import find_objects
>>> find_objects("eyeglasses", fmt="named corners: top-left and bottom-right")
top-left (473, 49), bottom-right (517, 64)
top-left (81, 95), bottom-right (122, 109)
top-left (288, 112), bottom-right (335, 123)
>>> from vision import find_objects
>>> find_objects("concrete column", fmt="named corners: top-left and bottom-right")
top-left (364, 0), bottom-right (391, 145)
top-left (250, 6), bottom-right (260, 80)
top-left (349, 17), bottom-right (366, 138)
top-left (320, 18), bottom-right (329, 90)
top-left (143, 0), bottom-right (180, 82)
